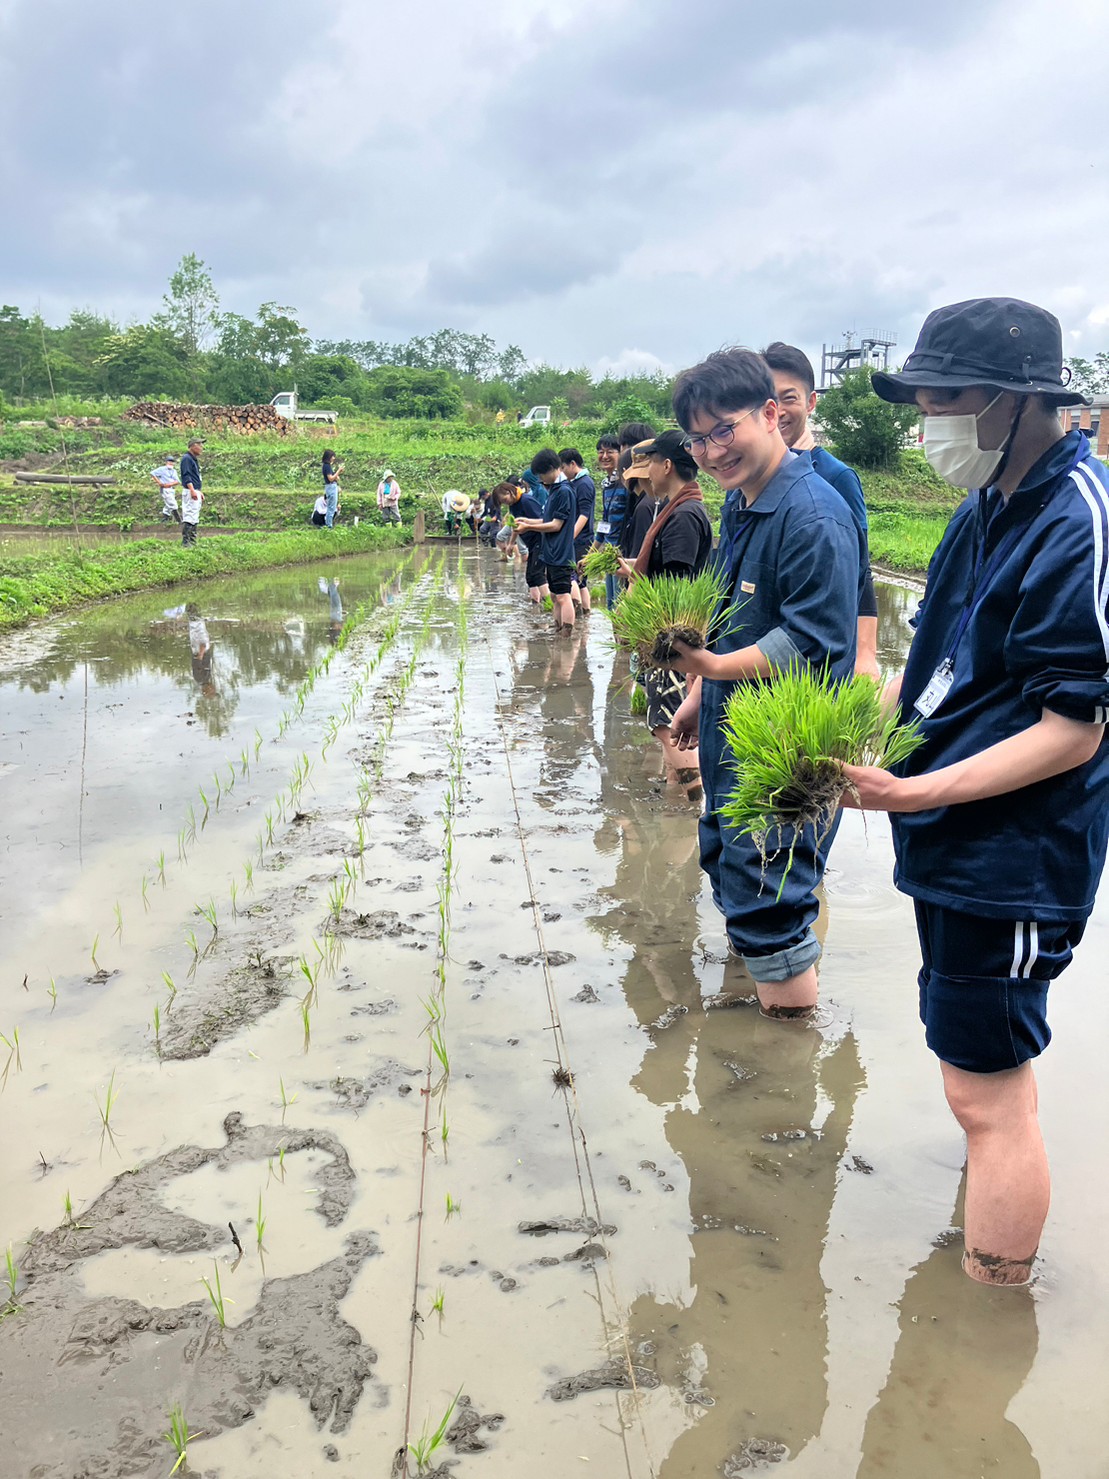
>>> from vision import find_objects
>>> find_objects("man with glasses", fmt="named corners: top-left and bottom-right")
top-left (763, 341), bottom-right (879, 679)
top-left (667, 349), bottom-right (862, 1019)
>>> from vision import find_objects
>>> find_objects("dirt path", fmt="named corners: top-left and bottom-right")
top-left (1, 552), bottom-right (1108, 1477)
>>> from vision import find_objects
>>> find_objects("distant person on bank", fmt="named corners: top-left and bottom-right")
top-left (311, 492), bottom-right (340, 527)
top-left (179, 439), bottom-right (203, 546)
top-left (377, 468), bottom-right (401, 524)
top-left (151, 454), bottom-right (180, 522)
top-left (843, 297), bottom-right (1109, 1287)
top-left (762, 341), bottom-right (880, 679)
top-left (322, 449), bottom-right (343, 528)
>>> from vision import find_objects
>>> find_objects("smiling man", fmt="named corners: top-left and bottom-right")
top-left (667, 348), bottom-right (862, 1018)
top-left (763, 341), bottom-right (879, 678)
top-left (844, 298), bottom-right (1109, 1286)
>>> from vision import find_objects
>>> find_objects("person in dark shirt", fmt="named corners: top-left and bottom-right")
top-left (667, 349), bottom-right (860, 1021)
top-left (499, 481), bottom-right (549, 603)
top-left (594, 434), bottom-right (627, 608)
top-left (179, 439), bottom-right (203, 545)
top-left (845, 297), bottom-right (1109, 1286)
top-left (617, 429), bottom-right (711, 796)
top-left (559, 447), bottom-right (596, 613)
top-left (321, 449), bottom-right (343, 528)
top-left (763, 342), bottom-right (878, 678)
top-left (515, 448), bottom-right (577, 629)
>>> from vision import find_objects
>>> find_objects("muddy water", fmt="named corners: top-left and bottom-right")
top-left (1, 556), bottom-right (1108, 1478)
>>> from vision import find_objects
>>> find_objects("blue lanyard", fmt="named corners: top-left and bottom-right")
top-left (945, 437), bottom-right (1091, 663)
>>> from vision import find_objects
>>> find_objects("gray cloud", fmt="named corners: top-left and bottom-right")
top-left (3, 0), bottom-right (1109, 373)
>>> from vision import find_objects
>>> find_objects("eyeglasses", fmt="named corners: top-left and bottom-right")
top-left (684, 406), bottom-right (760, 458)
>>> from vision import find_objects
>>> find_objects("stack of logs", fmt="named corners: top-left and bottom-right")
top-left (123, 402), bottom-right (290, 436)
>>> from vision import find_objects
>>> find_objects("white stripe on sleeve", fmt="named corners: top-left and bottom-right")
top-left (1070, 465), bottom-right (1109, 664)
top-left (1010, 922), bottom-right (1025, 980)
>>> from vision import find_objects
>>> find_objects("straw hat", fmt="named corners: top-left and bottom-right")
top-left (448, 491), bottom-right (471, 513)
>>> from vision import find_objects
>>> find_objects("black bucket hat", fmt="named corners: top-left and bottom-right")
top-left (872, 298), bottom-right (1089, 408)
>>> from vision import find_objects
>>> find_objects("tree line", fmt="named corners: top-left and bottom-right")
top-left (0, 254), bottom-right (672, 423)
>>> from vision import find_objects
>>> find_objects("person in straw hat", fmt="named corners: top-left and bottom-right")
top-left (376, 468), bottom-right (401, 524)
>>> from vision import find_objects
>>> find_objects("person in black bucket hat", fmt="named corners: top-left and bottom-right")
top-left (843, 297), bottom-right (1109, 1286)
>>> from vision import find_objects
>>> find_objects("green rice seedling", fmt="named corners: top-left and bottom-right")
top-left (581, 543), bottom-right (622, 581)
top-left (255, 1192), bottom-right (267, 1269)
top-left (0, 1027), bottom-right (21, 1091)
top-left (430, 1028), bottom-right (450, 1080)
top-left (300, 999), bottom-right (312, 1053)
top-left (212, 772), bottom-right (222, 806)
top-left (162, 971), bottom-right (177, 1008)
top-left (199, 1260), bottom-right (232, 1328)
top-left (90, 934), bottom-right (101, 972)
top-left (611, 567), bottom-right (734, 668)
top-left (277, 1144), bottom-right (287, 1178)
top-left (278, 1076), bottom-right (297, 1118)
top-left (720, 665), bottom-right (926, 892)
top-left (541, 593), bottom-right (554, 612)
top-left (243, 859), bottom-right (254, 892)
top-left (157, 850), bottom-right (167, 885)
top-left (2, 1244), bottom-right (20, 1315)
top-left (299, 956), bottom-right (319, 1004)
top-left (440, 1104), bottom-right (450, 1154)
top-left (430, 1286), bottom-right (445, 1316)
top-left (444, 1192), bottom-right (461, 1219)
top-left (327, 879), bottom-right (346, 923)
top-left (264, 811), bottom-right (275, 845)
top-left (198, 898), bottom-right (218, 937)
top-left (227, 761), bottom-right (237, 788)
top-left (408, 1391), bottom-right (460, 1475)
top-left (177, 828), bottom-right (188, 863)
top-left (152, 1003), bottom-right (161, 1053)
top-left (95, 1069), bottom-right (120, 1157)
top-left (163, 1402), bottom-right (203, 1475)
top-left (355, 816), bottom-right (367, 857)
top-left (47, 977), bottom-right (57, 1012)
top-left (254, 727), bottom-right (263, 758)
top-left (240, 746), bottom-right (250, 776)
top-left (112, 901), bottom-right (124, 942)
top-left (629, 682), bottom-right (648, 716)
top-left (186, 801), bottom-right (198, 841)
top-left (229, 880), bottom-right (239, 918)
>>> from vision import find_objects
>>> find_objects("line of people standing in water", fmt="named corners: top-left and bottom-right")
top-left (486, 308), bottom-right (1109, 1293)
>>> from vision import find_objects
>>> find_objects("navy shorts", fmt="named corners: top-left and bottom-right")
top-left (525, 549), bottom-right (547, 590)
top-left (913, 902), bottom-right (1085, 1074)
top-left (546, 564), bottom-right (576, 596)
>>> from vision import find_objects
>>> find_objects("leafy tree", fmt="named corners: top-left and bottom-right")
top-left (298, 353), bottom-right (369, 407)
top-left (601, 392), bottom-right (659, 434)
top-left (815, 367), bottom-right (918, 470)
top-left (95, 325), bottom-right (190, 398)
top-left (497, 344), bottom-right (527, 387)
top-left (154, 253), bottom-right (219, 357)
top-left (0, 305), bottom-right (44, 398)
top-left (1066, 354), bottom-right (1109, 398)
top-left (365, 366), bottom-right (463, 419)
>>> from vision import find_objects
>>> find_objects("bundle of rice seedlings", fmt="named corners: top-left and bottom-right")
top-left (629, 682), bottom-right (648, 716)
top-left (502, 511), bottom-right (517, 529)
top-left (581, 544), bottom-right (621, 581)
top-left (611, 568), bottom-right (732, 668)
top-left (720, 665), bottom-right (925, 888)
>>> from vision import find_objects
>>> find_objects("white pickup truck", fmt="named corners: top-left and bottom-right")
top-left (271, 391), bottom-right (337, 425)
top-left (518, 405), bottom-right (552, 428)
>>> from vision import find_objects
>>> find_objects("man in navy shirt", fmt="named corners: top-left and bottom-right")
top-left (846, 298), bottom-right (1109, 1286)
top-left (515, 449), bottom-right (577, 630)
top-left (762, 342), bottom-right (879, 679)
top-left (594, 434), bottom-right (626, 608)
top-left (667, 350), bottom-right (861, 1017)
top-left (500, 480), bottom-right (549, 606)
top-left (560, 447), bottom-right (596, 614)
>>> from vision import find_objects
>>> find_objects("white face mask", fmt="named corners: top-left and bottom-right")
top-left (922, 392), bottom-right (1010, 489)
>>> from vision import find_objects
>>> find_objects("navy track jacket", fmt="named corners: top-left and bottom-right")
top-left (893, 432), bottom-right (1109, 921)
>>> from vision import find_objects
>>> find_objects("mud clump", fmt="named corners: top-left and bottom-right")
top-left (446, 1394), bottom-right (505, 1453)
top-left (502, 950), bottom-right (575, 967)
top-left (547, 1357), bottom-right (660, 1402)
top-left (571, 985), bottom-right (599, 1004)
top-left (335, 908), bottom-right (418, 941)
top-left (160, 951), bottom-right (288, 1060)
top-left (315, 1060), bottom-right (421, 1109)
top-left (518, 1216), bottom-right (616, 1238)
top-left (3, 1116), bottom-right (381, 1478)
top-left (723, 1438), bottom-right (790, 1471)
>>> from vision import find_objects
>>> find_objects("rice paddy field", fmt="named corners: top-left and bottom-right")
top-left (1, 549), bottom-right (1108, 1478)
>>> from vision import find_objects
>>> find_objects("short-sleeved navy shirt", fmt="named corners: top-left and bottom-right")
top-left (539, 479), bottom-right (576, 568)
top-left (516, 492), bottom-right (543, 525)
top-left (891, 432), bottom-right (1109, 921)
top-left (570, 471), bottom-right (596, 557)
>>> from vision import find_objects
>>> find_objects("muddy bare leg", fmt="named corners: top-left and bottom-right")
top-left (941, 1059), bottom-right (1046, 1285)
top-left (756, 965), bottom-right (818, 1019)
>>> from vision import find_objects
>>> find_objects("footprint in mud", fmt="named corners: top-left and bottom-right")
top-left (314, 1061), bottom-right (421, 1109)
top-left (5, 1115), bottom-right (380, 1478)
top-left (571, 985), bottom-right (600, 1004)
top-left (502, 950), bottom-right (576, 967)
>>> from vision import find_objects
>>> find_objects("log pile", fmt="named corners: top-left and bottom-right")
top-left (53, 416), bottom-right (103, 429)
top-left (123, 402), bottom-right (290, 436)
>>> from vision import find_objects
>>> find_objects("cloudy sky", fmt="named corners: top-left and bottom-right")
top-left (3, 0), bottom-right (1108, 378)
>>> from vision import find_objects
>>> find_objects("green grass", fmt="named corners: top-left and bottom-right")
top-left (0, 522), bottom-right (409, 631)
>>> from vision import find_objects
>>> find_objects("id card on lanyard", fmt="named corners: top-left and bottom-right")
top-left (913, 441), bottom-right (1088, 718)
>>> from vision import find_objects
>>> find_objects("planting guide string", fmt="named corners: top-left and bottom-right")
top-left (401, 571), bottom-right (467, 1474)
top-left (484, 634), bottom-right (659, 1479)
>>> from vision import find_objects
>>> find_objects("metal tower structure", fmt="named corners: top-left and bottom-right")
top-left (820, 329), bottom-right (897, 388)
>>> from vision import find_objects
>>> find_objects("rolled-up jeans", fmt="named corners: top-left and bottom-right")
top-left (325, 483), bottom-right (339, 527)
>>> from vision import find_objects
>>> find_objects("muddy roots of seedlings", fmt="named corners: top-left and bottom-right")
top-left (649, 624), bottom-right (706, 667)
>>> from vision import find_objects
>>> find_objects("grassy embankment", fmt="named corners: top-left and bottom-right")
top-left (0, 406), bottom-right (959, 574)
top-left (0, 522), bottom-right (409, 633)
